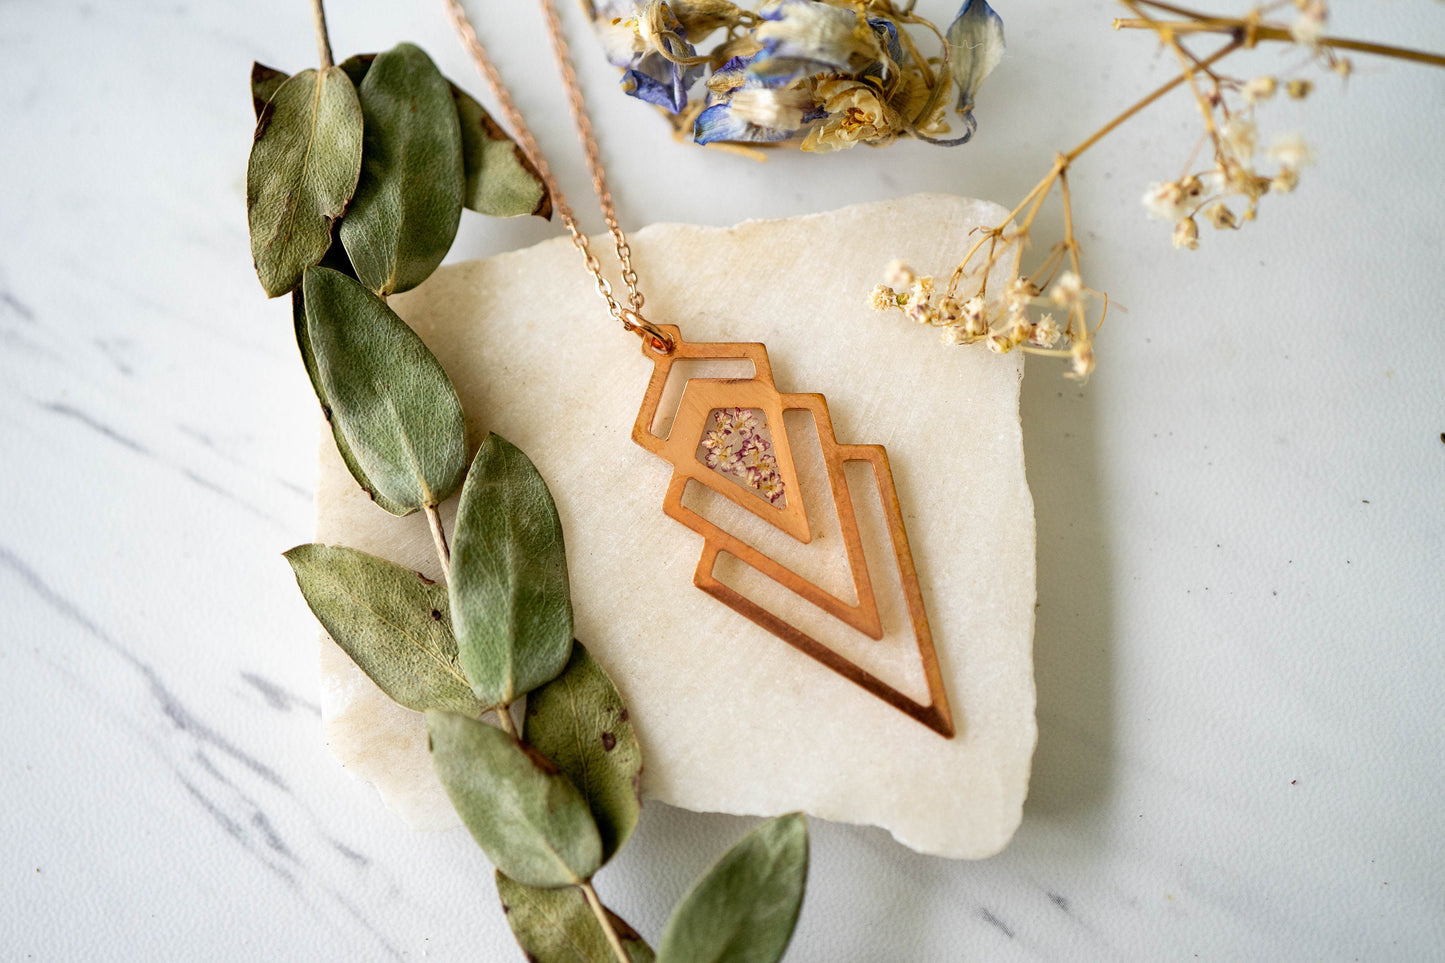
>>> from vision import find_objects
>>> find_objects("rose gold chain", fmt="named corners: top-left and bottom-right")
top-left (442, 0), bottom-right (673, 350)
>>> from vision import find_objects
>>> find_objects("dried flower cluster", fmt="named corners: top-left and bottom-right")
top-left (586, 0), bottom-right (1004, 151)
top-left (870, 0), bottom-right (1442, 377)
top-left (1137, 1), bottom-right (1346, 250)
top-left (871, 261), bottom-right (1097, 379)
top-left (699, 406), bottom-right (786, 504)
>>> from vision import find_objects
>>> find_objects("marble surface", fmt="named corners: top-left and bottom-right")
top-left (2, 0), bottom-right (1442, 959)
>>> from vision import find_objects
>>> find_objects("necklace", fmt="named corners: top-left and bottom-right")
top-left (443, 0), bottom-right (955, 739)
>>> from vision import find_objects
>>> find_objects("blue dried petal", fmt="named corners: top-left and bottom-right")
top-left (621, 50), bottom-right (701, 113)
top-left (947, 0), bottom-right (1005, 118)
top-left (694, 102), bottom-right (796, 144)
top-left (856, 18), bottom-right (903, 86)
top-left (869, 17), bottom-right (903, 66)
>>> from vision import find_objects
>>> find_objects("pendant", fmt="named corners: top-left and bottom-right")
top-left (632, 326), bottom-right (955, 738)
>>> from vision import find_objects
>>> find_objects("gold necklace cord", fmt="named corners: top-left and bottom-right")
top-left (441, 0), bottom-right (672, 350)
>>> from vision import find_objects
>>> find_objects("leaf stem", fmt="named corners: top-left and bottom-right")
top-left (580, 881), bottom-right (631, 963)
top-left (424, 503), bottom-right (452, 576)
top-left (494, 703), bottom-right (518, 737)
top-left (310, 0), bottom-right (334, 69)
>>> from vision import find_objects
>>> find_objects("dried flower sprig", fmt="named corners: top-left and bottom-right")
top-left (586, 0), bottom-right (1006, 152)
top-left (871, 0), bottom-right (1445, 378)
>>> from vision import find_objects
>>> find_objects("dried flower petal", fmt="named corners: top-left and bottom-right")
top-left (1173, 217), bottom-right (1200, 250)
top-left (1241, 75), bottom-right (1278, 104)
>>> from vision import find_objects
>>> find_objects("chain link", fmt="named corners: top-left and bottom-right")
top-left (442, 0), bottom-right (669, 349)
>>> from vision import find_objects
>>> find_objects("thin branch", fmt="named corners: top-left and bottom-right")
top-left (1065, 38), bottom-right (1241, 162)
top-left (1114, 17), bottom-right (1445, 68)
top-left (309, 0), bottom-right (334, 69)
top-left (424, 503), bottom-right (451, 577)
top-left (494, 705), bottom-right (518, 737)
top-left (580, 881), bottom-right (632, 963)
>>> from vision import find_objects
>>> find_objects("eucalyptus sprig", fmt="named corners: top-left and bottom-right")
top-left (249, 4), bottom-right (810, 961)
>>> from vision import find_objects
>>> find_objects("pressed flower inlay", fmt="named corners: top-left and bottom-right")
top-left (697, 407), bottom-right (786, 506)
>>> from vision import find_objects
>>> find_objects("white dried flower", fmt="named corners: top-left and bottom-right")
top-left (1003, 277), bottom-right (1034, 322)
top-left (1049, 271), bottom-right (1084, 308)
top-left (1032, 314), bottom-right (1062, 347)
top-left (936, 296), bottom-right (964, 324)
top-left (868, 284), bottom-right (898, 311)
top-left (1142, 181), bottom-right (1190, 221)
top-left (1291, 1), bottom-right (1328, 46)
top-left (1007, 317), bottom-right (1033, 346)
top-left (883, 260), bottom-right (915, 287)
top-left (1204, 202), bottom-right (1238, 230)
top-left (939, 324), bottom-right (969, 346)
top-left (909, 276), bottom-right (935, 304)
top-left (1271, 167), bottom-right (1300, 194)
top-left (1217, 159), bottom-right (1259, 199)
top-left (1220, 116), bottom-right (1257, 164)
top-left (950, 296), bottom-right (983, 337)
top-left (987, 333), bottom-right (1014, 354)
top-left (1267, 133), bottom-right (1316, 171)
top-left (1068, 341), bottom-right (1095, 380)
top-left (905, 298), bottom-right (937, 325)
top-left (1173, 217), bottom-right (1200, 250)
top-left (1241, 75), bottom-right (1278, 104)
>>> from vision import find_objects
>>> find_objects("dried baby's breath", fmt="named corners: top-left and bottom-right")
top-left (869, 0), bottom-right (1444, 377)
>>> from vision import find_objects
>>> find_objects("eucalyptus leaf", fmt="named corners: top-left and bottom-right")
top-left (452, 85), bottom-right (551, 219)
top-left (525, 642), bottom-right (641, 864)
top-left (301, 266), bottom-right (468, 514)
top-left (284, 544), bottom-right (485, 716)
top-left (496, 872), bottom-right (655, 963)
top-left (246, 66), bottom-right (362, 298)
top-left (655, 814), bottom-right (809, 963)
top-left (427, 711), bottom-right (602, 888)
top-left (250, 62), bottom-right (288, 119)
top-left (292, 286), bottom-right (407, 515)
top-left (450, 434), bottom-right (573, 707)
top-left (340, 42), bottom-right (464, 296)
top-left (338, 52), bottom-right (375, 91)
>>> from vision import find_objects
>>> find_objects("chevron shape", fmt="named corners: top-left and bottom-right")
top-left (632, 326), bottom-right (954, 738)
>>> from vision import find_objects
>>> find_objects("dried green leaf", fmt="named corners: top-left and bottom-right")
top-left (291, 286), bottom-right (406, 515)
top-left (427, 711), bottom-right (602, 888)
top-left (340, 43), bottom-right (463, 296)
top-left (246, 66), bottom-right (362, 298)
top-left (250, 62), bottom-right (288, 119)
top-left (525, 643), bottom-right (641, 864)
top-left (300, 266), bottom-right (467, 514)
top-left (496, 871), bottom-right (655, 963)
top-left (338, 52), bottom-right (375, 91)
top-left (655, 814), bottom-right (809, 963)
top-left (450, 434), bottom-right (573, 706)
top-left (451, 85), bottom-right (551, 219)
top-left (284, 544), bottom-right (485, 716)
